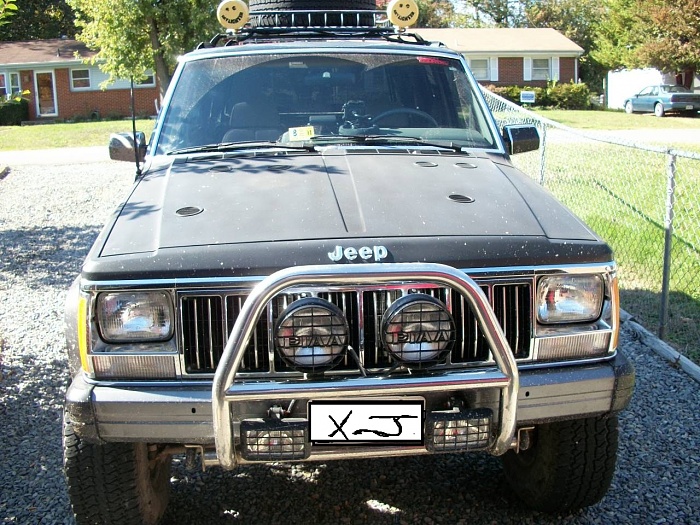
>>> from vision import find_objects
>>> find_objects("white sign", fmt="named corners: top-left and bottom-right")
top-left (520, 91), bottom-right (536, 104)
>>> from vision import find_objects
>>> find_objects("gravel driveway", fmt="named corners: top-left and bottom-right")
top-left (0, 155), bottom-right (698, 524)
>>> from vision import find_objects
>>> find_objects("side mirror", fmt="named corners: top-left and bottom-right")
top-left (109, 131), bottom-right (147, 163)
top-left (502, 124), bottom-right (540, 155)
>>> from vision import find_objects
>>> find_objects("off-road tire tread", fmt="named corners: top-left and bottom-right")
top-left (502, 415), bottom-right (618, 513)
top-left (249, 0), bottom-right (376, 27)
top-left (63, 416), bottom-right (169, 525)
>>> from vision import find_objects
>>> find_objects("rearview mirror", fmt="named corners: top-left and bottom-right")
top-left (109, 131), bottom-right (147, 163)
top-left (502, 125), bottom-right (540, 155)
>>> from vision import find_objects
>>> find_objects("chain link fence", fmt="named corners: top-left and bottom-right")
top-left (481, 88), bottom-right (700, 361)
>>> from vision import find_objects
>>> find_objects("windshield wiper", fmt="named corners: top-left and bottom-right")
top-left (167, 141), bottom-right (315, 156)
top-left (309, 135), bottom-right (467, 152)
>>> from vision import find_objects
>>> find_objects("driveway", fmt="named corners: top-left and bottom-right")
top-left (0, 146), bottom-right (108, 167)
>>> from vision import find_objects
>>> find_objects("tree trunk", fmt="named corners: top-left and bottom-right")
top-left (682, 68), bottom-right (694, 90)
top-left (147, 16), bottom-right (170, 100)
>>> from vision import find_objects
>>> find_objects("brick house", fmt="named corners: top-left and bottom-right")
top-left (0, 38), bottom-right (159, 122)
top-left (414, 28), bottom-right (584, 87)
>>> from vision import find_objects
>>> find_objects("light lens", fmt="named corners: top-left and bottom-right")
top-left (275, 298), bottom-right (348, 372)
top-left (427, 408), bottom-right (492, 451)
top-left (537, 275), bottom-right (604, 324)
top-left (97, 291), bottom-right (173, 342)
top-left (381, 294), bottom-right (454, 366)
top-left (240, 419), bottom-right (309, 461)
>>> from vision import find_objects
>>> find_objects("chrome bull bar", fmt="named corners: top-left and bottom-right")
top-left (212, 263), bottom-right (519, 469)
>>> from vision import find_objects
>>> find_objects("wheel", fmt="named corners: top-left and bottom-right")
top-left (654, 102), bottom-right (665, 117)
top-left (502, 415), bottom-right (618, 513)
top-left (624, 101), bottom-right (634, 114)
top-left (372, 108), bottom-right (439, 127)
top-left (63, 414), bottom-right (172, 525)
top-left (249, 0), bottom-right (376, 27)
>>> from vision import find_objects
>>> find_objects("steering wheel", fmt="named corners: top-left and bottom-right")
top-left (371, 108), bottom-right (439, 127)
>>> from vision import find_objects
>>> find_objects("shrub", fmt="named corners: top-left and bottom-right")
top-left (547, 82), bottom-right (591, 110)
top-left (485, 82), bottom-right (591, 110)
top-left (0, 91), bottom-right (30, 126)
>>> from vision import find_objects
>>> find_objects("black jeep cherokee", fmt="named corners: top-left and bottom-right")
top-left (62, 2), bottom-right (634, 523)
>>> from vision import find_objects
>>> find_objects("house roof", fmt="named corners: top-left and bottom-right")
top-left (414, 28), bottom-right (584, 56)
top-left (0, 39), bottom-right (97, 68)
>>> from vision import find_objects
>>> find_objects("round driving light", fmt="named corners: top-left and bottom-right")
top-left (275, 298), bottom-right (349, 373)
top-left (381, 294), bottom-right (455, 368)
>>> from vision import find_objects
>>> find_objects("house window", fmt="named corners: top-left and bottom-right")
top-left (469, 59), bottom-right (489, 81)
top-left (9, 72), bottom-right (20, 93)
top-left (136, 73), bottom-right (155, 87)
top-left (0, 74), bottom-right (7, 97)
top-left (71, 69), bottom-right (91, 89)
top-left (532, 59), bottom-right (550, 81)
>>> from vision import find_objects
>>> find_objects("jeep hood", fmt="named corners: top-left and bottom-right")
top-left (85, 151), bottom-right (609, 280)
top-left (102, 152), bottom-right (596, 254)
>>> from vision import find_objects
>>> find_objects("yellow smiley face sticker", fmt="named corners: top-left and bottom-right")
top-left (387, 0), bottom-right (419, 28)
top-left (217, 0), bottom-right (249, 30)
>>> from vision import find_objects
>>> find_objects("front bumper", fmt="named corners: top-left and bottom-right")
top-left (65, 351), bottom-right (634, 446)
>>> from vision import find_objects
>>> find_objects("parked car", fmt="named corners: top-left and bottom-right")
top-left (62, 1), bottom-right (634, 524)
top-left (624, 84), bottom-right (700, 117)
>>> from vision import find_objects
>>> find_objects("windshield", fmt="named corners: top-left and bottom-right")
top-left (153, 52), bottom-right (497, 155)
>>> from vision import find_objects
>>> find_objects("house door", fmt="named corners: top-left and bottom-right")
top-left (34, 71), bottom-right (58, 117)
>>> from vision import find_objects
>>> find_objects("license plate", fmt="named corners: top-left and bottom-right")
top-left (686, 105), bottom-right (694, 110)
top-left (309, 399), bottom-right (424, 445)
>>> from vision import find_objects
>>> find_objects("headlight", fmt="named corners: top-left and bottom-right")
top-left (275, 298), bottom-right (349, 373)
top-left (537, 275), bottom-right (603, 324)
top-left (381, 294), bottom-right (455, 367)
top-left (96, 291), bottom-right (173, 342)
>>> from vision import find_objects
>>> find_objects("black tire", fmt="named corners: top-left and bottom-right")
top-left (249, 0), bottom-right (376, 27)
top-left (63, 415), bottom-right (171, 525)
top-left (502, 415), bottom-right (618, 513)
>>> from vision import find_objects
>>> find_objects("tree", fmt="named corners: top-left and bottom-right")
top-left (592, 0), bottom-right (700, 87)
top-left (589, 0), bottom-right (641, 72)
top-left (635, 0), bottom-right (700, 87)
top-left (462, 0), bottom-right (531, 28)
top-left (377, 0), bottom-right (457, 28)
top-left (0, 0), bottom-right (18, 26)
top-left (68, 0), bottom-right (217, 98)
top-left (0, 0), bottom-right (74, 39)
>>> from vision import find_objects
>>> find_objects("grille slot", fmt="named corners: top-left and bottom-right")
top-left (180, 282), bottom-right (532, 375)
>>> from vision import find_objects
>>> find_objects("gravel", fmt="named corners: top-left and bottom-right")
top-left (1, 156), bottom-right (699, 525)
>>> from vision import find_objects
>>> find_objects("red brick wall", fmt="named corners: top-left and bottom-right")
top-left (497, 57), bottom-right (523, 85)
top-left (477, 57), bottom-right (578, 88)
top-left (559, 57), bottom-right (577, 83)
top-left (24, 68), bottom-right (159, 121)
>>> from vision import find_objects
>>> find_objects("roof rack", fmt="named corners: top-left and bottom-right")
top-left (198, 9), bottom-right (429, 49)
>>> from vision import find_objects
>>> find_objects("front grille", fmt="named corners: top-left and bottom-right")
top-left (180, 282), bottom-right (532, 375)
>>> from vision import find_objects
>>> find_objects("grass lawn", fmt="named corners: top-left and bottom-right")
top-left (0, 119), bottom-right (156, 151)
top-left (533, 108), bottom-right (700, 130)
top-left (512, 136), bottom-right (700, 363)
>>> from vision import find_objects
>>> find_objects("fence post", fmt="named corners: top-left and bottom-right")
top-left (538, 123), bottom-right (547, 185)
top-left (659, 151), bottom-right (677, 340)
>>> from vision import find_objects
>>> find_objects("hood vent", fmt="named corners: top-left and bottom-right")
top-left (176, 206), bottom-right (204, 217)
top-left (448, 194), bottom-right (475, 204)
